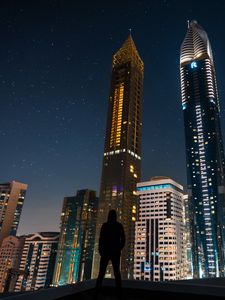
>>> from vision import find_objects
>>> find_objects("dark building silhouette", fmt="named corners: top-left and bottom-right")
top-left (53, 190), bottom-right (98, 285)
top-left (180, 20), bottom-right (225, 278)
top-left (93, 34), bottom-right (144, 279)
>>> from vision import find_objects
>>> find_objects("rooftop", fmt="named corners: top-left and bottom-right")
top-left (2, 278), bottom-right (225, 300)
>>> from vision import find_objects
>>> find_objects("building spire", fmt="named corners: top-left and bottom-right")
top-left (112, 33), bottom-right (144, 71)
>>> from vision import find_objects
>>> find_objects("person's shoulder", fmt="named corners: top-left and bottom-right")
top-left (116, 221), bottom-right (124, 228)
top-left (100, 223), bottom-right (108, 233)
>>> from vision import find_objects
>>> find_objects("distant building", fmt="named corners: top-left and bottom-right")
top-left (180, 20), bottom-right (225, 278)
top-left (0, 181), bottom-right (28, 246)
top-left (134, 177), bottom-right (187, 281)
top-left (93, 34), bottom-right (144, 279)
top-left (15, 232), bottom-right (59, 291)
top-left (53, 189), bottom-right (98, 286)
top-left (0, 235), bottom-right (25, 292)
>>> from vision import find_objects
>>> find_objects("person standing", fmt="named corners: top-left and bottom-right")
top-left (95, 210), bottom-right (125, 299)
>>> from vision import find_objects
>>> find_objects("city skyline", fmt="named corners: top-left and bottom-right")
top-left (1, 1), bottom-right (225, 235)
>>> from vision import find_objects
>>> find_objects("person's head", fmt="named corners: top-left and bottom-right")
top-left (107, 209), bottom-right (117, 223)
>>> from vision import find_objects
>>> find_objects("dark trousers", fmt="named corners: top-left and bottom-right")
top-left (96, 253), bottom-right (122, 294)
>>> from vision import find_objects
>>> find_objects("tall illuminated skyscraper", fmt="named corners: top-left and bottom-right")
top-left (0, 181), bottom-right (28, 246)
top-left (93, 34), bottom-right (144, 279)
top-left (53, 190), bottom-right (98, 286)
top-left (180, 20), bottom-right (225, 278)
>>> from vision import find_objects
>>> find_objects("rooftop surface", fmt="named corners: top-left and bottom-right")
top-left (2, 279), bottom-right (225, 300)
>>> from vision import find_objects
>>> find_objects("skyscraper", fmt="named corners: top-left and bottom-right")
top-left (53, 190), bottom-right (98, 286)
top-left (0, 236), bottom-right (25, 292)
top-left (180, 20), bottom-right (225, 278)
top-left (134, 177), bottom-right (187, 281)
top-left (0, 181), bottom-right (28, 246)
top-left (93, 34), bottom-right (144, 279)
top-left (183, 194), bottom-right (193, 279)
top-left (15, 232), bottom-right (59, 291)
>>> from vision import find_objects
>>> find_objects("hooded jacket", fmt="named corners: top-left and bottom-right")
top-left (98, 210), bottom-right (125, 256)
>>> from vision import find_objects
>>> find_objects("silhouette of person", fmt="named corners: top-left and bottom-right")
top-left (95, 209), bottom-right (125, 299)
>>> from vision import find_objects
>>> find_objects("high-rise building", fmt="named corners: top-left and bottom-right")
top-left (0, 235), bottom-right (25, 292)
top-left (0, 181), bottom-right (28, 246)
top-left (133, 177), bottom-right (187, 281)
top-left (183, 194), bottom-right (193, 279)
top-left (180, 20), bottom-right (225, 278)
top-left (53, 190), bottom-right (98, 286)
top-left (92, 34), bottom-right (144, 279)
top-left (15, 232), bottom-right (59, 291)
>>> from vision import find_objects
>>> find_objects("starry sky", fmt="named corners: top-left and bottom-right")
top-left (1, 0), bottom-right (225, 235)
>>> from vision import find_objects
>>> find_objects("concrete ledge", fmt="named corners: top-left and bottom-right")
top-left (0, 281), bottom-right (95, 300)
top-left (1, 278), bottom-right (225, 299)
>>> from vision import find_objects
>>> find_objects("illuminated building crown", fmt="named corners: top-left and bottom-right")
top-left (180, 20), bottom-right (214, 66)
top-left (112, 34), bottom-right (144, 71)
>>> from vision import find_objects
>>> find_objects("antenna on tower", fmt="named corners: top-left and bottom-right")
top-left (129, 28), bottom-right (132, 36)
top-left (187, 20), bottom-right (190, 28)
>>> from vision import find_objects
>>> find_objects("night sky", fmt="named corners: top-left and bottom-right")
top-left (1, 0), bottom-right (225, 235)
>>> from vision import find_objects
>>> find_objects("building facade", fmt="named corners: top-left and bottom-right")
top-left (134, 177), bottom-right (187, 281)
top-left (0, 236), bottom-right (25, 292)
top-left (53, 190), bottom-right (98, 286)
top-left (183, 194), bottom-right (193, 279)
top-left (0, 181), bottom-right (28, 246)
top-left (180, 20), bottom-right (225, 278)
top-left (92, 34), bottom-right (144, 279)
top-left (15, 232), bottom-right (59, 291)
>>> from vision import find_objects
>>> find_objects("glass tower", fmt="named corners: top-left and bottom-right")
top-left (53, 190), bottom-right (98, 285)
top-left (180, 20), bottom-right (225, 278)
top-left (93, 34), bottom-right (144, 279)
